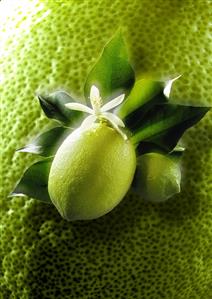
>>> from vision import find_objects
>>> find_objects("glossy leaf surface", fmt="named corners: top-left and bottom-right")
top-left (10, 159), bottom-right (53, 203)
top-left (17, 127), bottom-right (71, 157)
top-left (131, 104), bottom-right (209, 152)
top-left (84, 32), bottom-right (135, 103)
top-left (38, 91), bottom-right (83, 125)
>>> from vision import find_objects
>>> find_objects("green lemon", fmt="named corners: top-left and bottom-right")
top-left (136, 153), bottom-right (181, 202)
top-left (48, 123), bottom-right (136, 220)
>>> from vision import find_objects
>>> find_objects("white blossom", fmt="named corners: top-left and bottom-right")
top-left (65, 85), bottom-right (127, 140)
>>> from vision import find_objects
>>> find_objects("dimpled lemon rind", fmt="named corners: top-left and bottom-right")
top-left (48, 123), bottom-right (136, 221)
top-left (136, 153), bottom-right (181, 202)
top-left (1, 0), bottom-right (212, 298)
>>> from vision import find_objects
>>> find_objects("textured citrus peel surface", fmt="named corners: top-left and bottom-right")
top-left (1, 1), bottom-right (211, 298)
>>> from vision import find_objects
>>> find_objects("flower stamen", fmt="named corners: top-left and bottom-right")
top-left (90, 85), bottom-right (102, 114)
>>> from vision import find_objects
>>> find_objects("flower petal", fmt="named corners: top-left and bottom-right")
top-left (102, 114), bottom-right (127, 140)
top-left (101, 94), bottom-right (125, 112)
top-left (80, 115), bottom-right (97, 129)
top-left (65, 103), bottom-right (93, 114)
top-left (90, 85), bottom-right (100, 101)
top-left (102, 112), bottom-right (125, 127)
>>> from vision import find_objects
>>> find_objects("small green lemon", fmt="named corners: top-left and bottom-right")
top-left (48, 122), bottom-right (136, 220)
top-left (136, 152), bottom-right (181, 202)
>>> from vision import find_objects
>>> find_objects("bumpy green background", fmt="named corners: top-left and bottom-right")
top-left (1, 1), bottom-right (211, 298)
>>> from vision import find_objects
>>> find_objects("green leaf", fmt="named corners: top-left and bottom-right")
top-left (118, 78), bottom-right (167, 125)
top-left (10, 159), bottom-right (53, 203)
top-left (132, 152), bottom-right (182, 202)
top-left (136, 140), bottom-right (186, 156)
top-left (84, 31), bottom-right (135, 104)
top-left (131, 104), bottom-right (210, 152)
top-left (38, 91), bottom-right (83, 125)
top-left (16, 127), bottom-right (71, 157)
top-left (117, 76), bottom-right (183, 131)
top-left (117, 76), bottom-right (209, 152)
top-left (169, 145), bottom-right (185, 159)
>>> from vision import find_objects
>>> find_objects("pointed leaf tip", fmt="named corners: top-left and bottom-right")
top-left (118, 76), bottom-right (210, 153)
top-left (16, 127), bottom-right (72, 157)
top-left (37, 91), bottom-right (83, 125)
top-left (131, 104), bottom-right (210, 152)
top-left (16, 144), bottom-right (42, 154)
top-left (164, 75), bottom-right (182, 98)
top-left (84, 31), bottom-right (135, 104)
top-left (11, 158), bottom-right (53, 203)
top-left (118, 78), bottom-right (167, 128)
top-left (8, 192), bottom-right (26, 198)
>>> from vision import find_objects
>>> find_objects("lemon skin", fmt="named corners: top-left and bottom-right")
top-left (48, 123), bottom-right (136, 221)
top-left (136, 153), bottom-right (181, 202)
